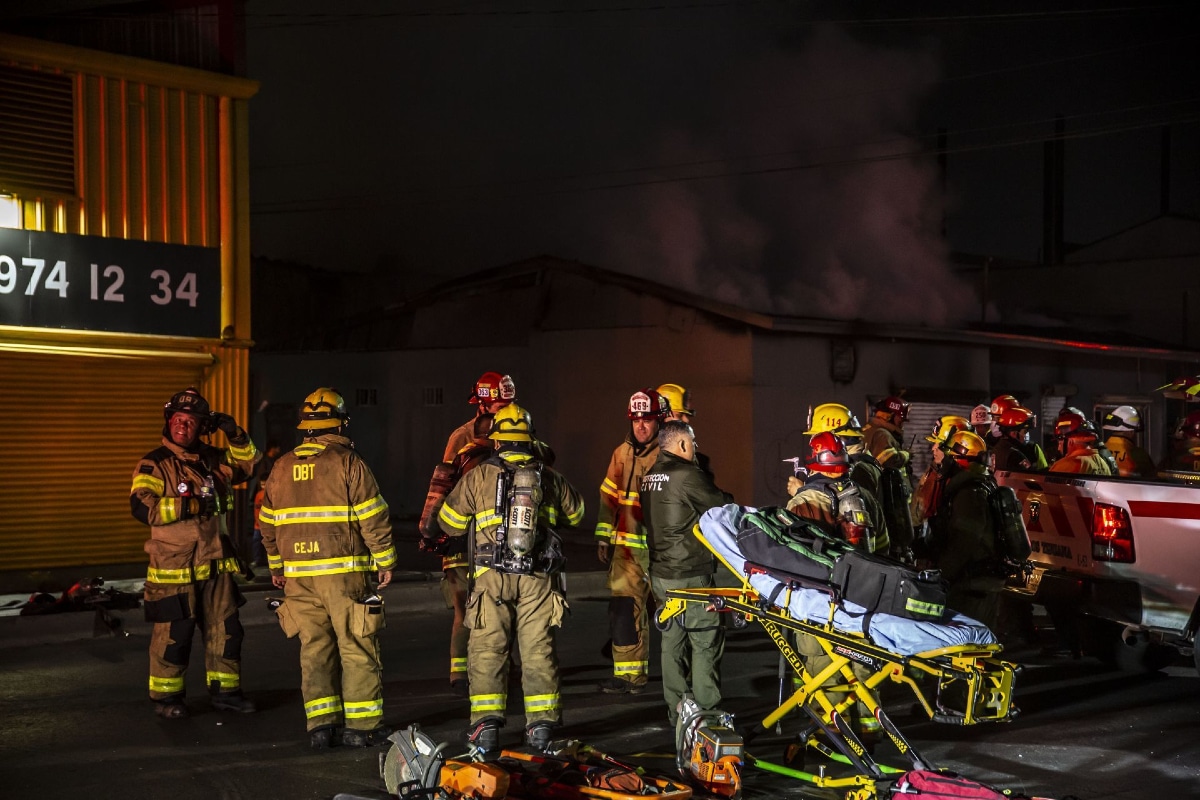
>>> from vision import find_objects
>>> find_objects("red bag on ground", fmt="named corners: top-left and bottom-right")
top-left (892, 770), bottom-right (1008, 799)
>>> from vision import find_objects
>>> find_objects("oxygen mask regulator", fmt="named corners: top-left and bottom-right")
top-left (491, 465), bottom-right (544, 574)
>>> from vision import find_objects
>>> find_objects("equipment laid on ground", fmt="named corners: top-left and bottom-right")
top-left (674, 695), bottom-right (743, 798)
top-left (655, 504), bottom-right (1020, 800)
top-left (379, 727), bottom-right (692, 800)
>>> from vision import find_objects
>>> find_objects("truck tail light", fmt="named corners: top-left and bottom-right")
top-left (1091, 503), bottom-right (1135, 563)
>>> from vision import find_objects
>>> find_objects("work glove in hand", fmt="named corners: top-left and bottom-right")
top-left (210, 412), bottom-right (240, 438)
top-left (180, 497), bottom-right (216, 520)
top-left (419, 534), bottom-right (451, 555)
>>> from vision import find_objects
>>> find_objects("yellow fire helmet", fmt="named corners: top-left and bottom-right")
top-left (944, 430), bottom-right (988, 464)
top-left (804, 403), bottom-right (863, 438)
top-left (926, 414), bottom-right (970, 444)
top-left (489, 403), bottom-right (534, 443)
top-left (656, 383), bottom-right (695, 417)
top-left (298, 388), bottom-right (349, 431)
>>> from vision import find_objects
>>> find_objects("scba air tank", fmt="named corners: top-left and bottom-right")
top-left (506, 467), bottom-right (543, 556)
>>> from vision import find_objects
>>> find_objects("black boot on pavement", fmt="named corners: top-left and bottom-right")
top-left (154, 699), bottom-right (188, 719)
top-left (598, 677), bottom-right (645, 695)
top-left (341, 725), bottom-right (394, 748)
top-left (309, 725), bottom-right (338, 751)
top-left (211, 691), bottom-right (257, 713)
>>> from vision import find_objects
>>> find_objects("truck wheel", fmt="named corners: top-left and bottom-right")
top-left (1110, 629), bottom-right (1174, 674)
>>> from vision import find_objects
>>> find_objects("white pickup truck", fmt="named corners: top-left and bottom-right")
top-left (995, 468), bottom-right (1200, 674)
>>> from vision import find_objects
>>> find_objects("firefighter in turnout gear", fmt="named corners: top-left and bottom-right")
top-left (990, 405), bottom-right (1049, 471)
top-left (927, 431), bottom-right (1005, 628)
top-left (437, 404), bottom-right (584, 754)
top-left (419, 371), bottom-right (516, 695)
top-left (804, 402), bottom-right (907, 558)
top-left (1050, 407), bottom-right (1115, 476)
top-left (130, 387), bottom-right (261, 720)
top-left (1164, 411), bottom-right (1200, 472)
top-left (258, 388), bottom-right (397, 750)
top-left (862, 395), bottom-right (912, 471)
top-left (785, 430), bottom-right (882, 740)
top-left (640, 421), bottom-right (733, 724)
top-left (912, 414), bottom-right (970, 529)
top-left (595, 388), bottom-right (669, 694)
top-left (1102, 405), bottom-right (1154, 477)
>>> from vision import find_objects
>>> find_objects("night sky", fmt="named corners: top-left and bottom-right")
top-left (244, 1), bottom-right (1199, 325)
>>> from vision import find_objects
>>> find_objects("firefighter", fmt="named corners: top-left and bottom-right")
top-left (1049, 408), bottom-right (1115, 476)
top-left (418, 371), bottom-right (516, 695)
top-left (785, 431), bottom-right (881, 740)
top-left (927, 431), bottom-right (1005, 628)
top-left (802, 403), bottom-right (897, 556)
top-left (658, 382), bottom-right (715, 479)
top-left (595, 388), bottom-right (669, 694)
top-left (434, 404), bottom-right (584, 754)
top-left (862, 396), bottom-right (911, 471)
top-left (912, 414), bottom-right (970, 529)
top-left (130, 387), bottom-right (260, 720)
top-left (969, 404), bottom-right (992, 439)
top-left (990, 406), bottom-right (1049, 471)
top-left (1164, 411), bottom-right (1200, 472)
top-left (641, 420), bottom-right (734, 724)
top-left (258, 388), bottom-right (397, 750)
top-left (1102, 406), bottom-right (1154, 477)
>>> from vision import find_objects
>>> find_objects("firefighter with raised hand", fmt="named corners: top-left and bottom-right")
top-left (436, 404), bottom-right (584, 754)
top-left (258, 388), bottom-right (397, 750)
top-left (1102, 405), bottom-right (1154, 477)
top-left (862, 396), bottom-right (911, 471)
top-left (640, 420), bottom-right (733, 725)
top-left (595, 388), bottom-right (668, 695)
top-left (419, 371), bottom-right (516, 696)
top-left (990, 405), bottom-right (1048, 471)
top-left (927, 431), bottom-right (1005, 628)
top-left (130, 387), bottom-right (260, 720)
top-left (1049, 408), bottom-right (1115, 476)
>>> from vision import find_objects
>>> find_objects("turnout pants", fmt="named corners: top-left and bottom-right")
top-left (145, 572), bottom-right (244, 701)
top-left (282, 572), bottom-right (385, 733)
top-left (607, 546), bottom-right (651, 684)
top-left (651, 573), bottom-right (724, 720)
top-left (466, 570), bottom-right (567, 727)
top-left (442, 566), bottom-right (470, 683)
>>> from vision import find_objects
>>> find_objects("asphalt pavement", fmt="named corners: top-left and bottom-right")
top-left (1, 563), bottom-right (1198, 800)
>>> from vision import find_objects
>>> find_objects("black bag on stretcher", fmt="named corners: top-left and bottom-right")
top-left (830, 550), bottom-right (947, 622)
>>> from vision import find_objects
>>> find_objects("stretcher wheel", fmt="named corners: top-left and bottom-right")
top-left (654, 607), bottom-right (674, 632)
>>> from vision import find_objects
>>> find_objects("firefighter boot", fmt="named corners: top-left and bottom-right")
top-left (466, 718), bottom-right (502, 756)
top-left (341, 725), bottom-right (394, 748)
top-left (525, 722), bottom-right (554, 752)
top-left (154, 699), bottom-right (188, 719)
top-left (211, 691), bottom-right (257, 713)
top-left (310, 725), bottom-right (339, 751)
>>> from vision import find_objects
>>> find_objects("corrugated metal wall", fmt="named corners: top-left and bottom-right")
top-left (0, 36), bottom-right (257, 580)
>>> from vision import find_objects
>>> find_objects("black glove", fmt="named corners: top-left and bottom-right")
top-left (210, 412), bottom-right (240, 438)
top-left (179, 496), bottom-right (216, 520)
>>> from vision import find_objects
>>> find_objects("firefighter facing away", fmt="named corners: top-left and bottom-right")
top-left (130, 387), bottom-right (261, 719)
top-left (419, 371), bottom-right (517, 695)
top-left (595, 388), bottom-right (669, 694)
top-left (436, 403), bottom-right (585, 754)
top-left (258, 388), bottom-right (397, 750)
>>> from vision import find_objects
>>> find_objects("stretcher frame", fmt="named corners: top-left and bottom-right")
top-left (655, 528), bottom-right (1019, 799)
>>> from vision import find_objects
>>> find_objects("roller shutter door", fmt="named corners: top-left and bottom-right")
top-left (0, 349), bottom-right (209, 571)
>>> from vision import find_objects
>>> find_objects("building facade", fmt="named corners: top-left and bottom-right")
top-left (0, 32), bottom-right (256, 589)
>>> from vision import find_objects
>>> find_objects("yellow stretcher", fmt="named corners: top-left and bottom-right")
top-left (654, 523), bottom-right (1020, 800)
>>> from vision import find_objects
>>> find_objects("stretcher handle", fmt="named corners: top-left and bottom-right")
top-left (743, 562), bottom-right (841, 603)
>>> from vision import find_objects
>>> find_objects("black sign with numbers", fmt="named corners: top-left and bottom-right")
top-left (0, 229), bottom-right (221, 338)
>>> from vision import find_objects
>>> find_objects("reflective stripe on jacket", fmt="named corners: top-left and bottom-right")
top-left (258, 434), bottom-right (395, 577)
top-left (130, 434), bottom-right (260, 585)
top-left (594, 436), bottom-right (659, 549)
top-left (438, 451), bottom-right (584, 577)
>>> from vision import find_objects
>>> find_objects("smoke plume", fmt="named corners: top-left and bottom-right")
top-left (596, 26), bottom-right (975, 326)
